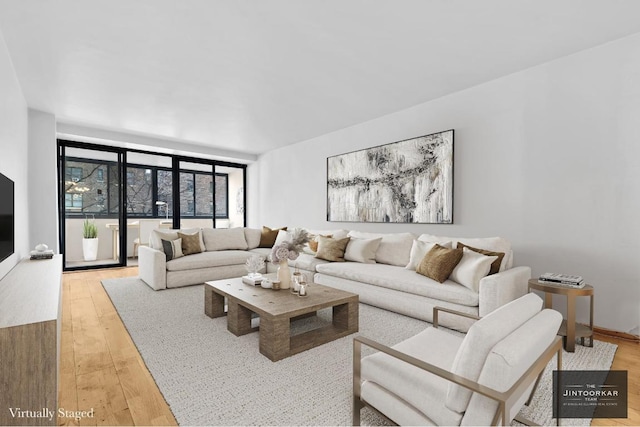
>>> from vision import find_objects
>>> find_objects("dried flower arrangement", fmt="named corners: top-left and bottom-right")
top-left (270, 228), bottom-right (311, 264)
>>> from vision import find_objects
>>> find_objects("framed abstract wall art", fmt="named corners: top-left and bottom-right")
top-left (327, 129), bottom-right (453, 223)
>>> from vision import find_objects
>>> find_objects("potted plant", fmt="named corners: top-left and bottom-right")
top-left (82, 217), bottom-right (99, 261)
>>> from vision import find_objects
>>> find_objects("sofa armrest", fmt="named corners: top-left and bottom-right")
top-left (138, 246), bottom-right (167, 290)
top-left (478, 266), bottom-right (531, 317)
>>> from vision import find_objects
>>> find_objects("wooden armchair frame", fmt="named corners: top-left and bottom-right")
top-left (353, 306), bottom-right (563, 426)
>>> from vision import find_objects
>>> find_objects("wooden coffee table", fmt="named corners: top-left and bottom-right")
top-left (204, 277), bottom-right (359, 361)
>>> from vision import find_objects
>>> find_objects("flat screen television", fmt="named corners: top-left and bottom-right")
top-left (0, 172), bottom-right (14, 263)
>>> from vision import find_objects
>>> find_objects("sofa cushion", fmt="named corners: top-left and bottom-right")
top-left (307, 235), bottom-right (330, 253)
top-left (161, 238), bottom-right (183, 261)
top-left (406, 240), bottom-right (452, 271)
top-left (166, 250), bottom-right (255, 272)
top-left (418, 234), bottom-right (511, 272)
top-left (305, 228), bottom-right (349, 239)
top-left (202, 227), bottom-right (248, 251)
top-left (457, 243), bottom-right (504, 276)
top-left (178, 231), bottom-right (205, 255)
top-left (316, 262), bottom-right (479, 306)
top-left (446, 293), bottom-right (543, 413)
top-left (344, 237), bottom-right (381, 264)
top-left (347, 231), bottom-right (414, 266)
top-left (361, 328), bottom-right (464, 426)
top-left (244, 228), bottom-right (262, 249)
top-left (150, 228), bottom-right (204, 251)
top-left (259, 226), bottom-right (287, 248)
top-left (416, 244), bottom-right (463, 283)
top-left (288, 253), bottom-right (332, 272)
top-left (315, 236), bottom-right (350, 262)
top-left (449, 248), bottom-right (498, 292)
top-left (303, 228), bottom-right (349, 254)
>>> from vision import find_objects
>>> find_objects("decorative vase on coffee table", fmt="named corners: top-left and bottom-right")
top-left (277, 260), bottom-right (291, 289)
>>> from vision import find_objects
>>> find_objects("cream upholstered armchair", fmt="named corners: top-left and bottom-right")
top-left (353, 293), bottom-right (562, 426)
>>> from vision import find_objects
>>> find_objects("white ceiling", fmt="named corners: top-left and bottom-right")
top-left (2, 0), bottom-right (640, 157)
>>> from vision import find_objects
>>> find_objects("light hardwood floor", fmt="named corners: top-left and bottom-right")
top-left (60, 267), bottom-right (639, 426)
top-left (59, 267), bottom-right (176, 426)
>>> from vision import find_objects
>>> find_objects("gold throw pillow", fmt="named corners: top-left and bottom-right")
top-left (416, 244), bottom-right (463, 283)
top-left (315, 236), bottom-right (350, 262)
top-left (178, 231), bottom-right (203, 256)
top-left (259, 226), bottom-right (287, 248)
top-left (457, 243), bottom-right (505, 275)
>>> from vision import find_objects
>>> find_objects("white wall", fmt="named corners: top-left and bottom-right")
top-left (254, 34), bottom-right (640, 334)
top-left (0, 30), bottom-right (28, 279)
top-left (28, 109), bottom-right (58, 251)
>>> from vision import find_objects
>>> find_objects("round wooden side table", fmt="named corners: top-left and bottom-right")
top-left (528, 279), bottom-right (594, 352)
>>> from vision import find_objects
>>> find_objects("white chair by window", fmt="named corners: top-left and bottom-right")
top-left (353, 293), bottom-right (562, 426)
top-left (133, 219), bottom-right (162, 257)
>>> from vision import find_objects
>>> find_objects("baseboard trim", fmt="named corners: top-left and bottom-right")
top-left (594, 326), bottom-right (640, 343)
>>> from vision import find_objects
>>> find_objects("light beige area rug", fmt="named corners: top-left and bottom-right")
top-left (102, 277), bottom-right (617, 426)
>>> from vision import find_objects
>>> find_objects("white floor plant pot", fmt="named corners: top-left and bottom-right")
top-left (82, 238), bottom-right (99, 261)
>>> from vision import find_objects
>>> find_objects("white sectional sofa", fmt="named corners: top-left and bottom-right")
top-left (138, 227), bottom-right (265, 290)
top-left (138, 226), bottom-right (530, 331)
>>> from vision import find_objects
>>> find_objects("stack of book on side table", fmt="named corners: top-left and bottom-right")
top-left (30, 249), bottom-right (55, 260)
top-left (538, 272), bottom-right (585, 288)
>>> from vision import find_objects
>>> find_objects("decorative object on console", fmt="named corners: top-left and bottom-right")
top-left (327, 129), bottom-right (453, 224)
top-left (31, 243), bottom-right (54, 260)
top-left (82, 217), bottom-right (99, 261)
top-left (30, 245), bottom-right (54, 260)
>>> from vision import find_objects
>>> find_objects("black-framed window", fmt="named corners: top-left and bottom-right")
top-left (64, 160), bottom-right (110, 215)
top-left (62, 156), bottom-right (229, 219)
top-left (179, 170), bottom-right (228, 219)
top-left (157, 169), bottom-right (173, 217)
top-left (126, 167), bottom-right (153, 216)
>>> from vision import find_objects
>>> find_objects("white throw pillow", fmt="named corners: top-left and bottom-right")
top-left (405, 240), bottom-right (452, 270)
top-left (273, 229), bottom-right (292, 247)
top-left (150, 229), bottom-right (178, 250)
top-left (151, 228), bottom-right (206, 251)
top-left (347, 231), bottom-right (414, 266)
top-left (449, 247), bottom-right (498, 292)
top-left (344, 237), bottom-right (382, 264)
